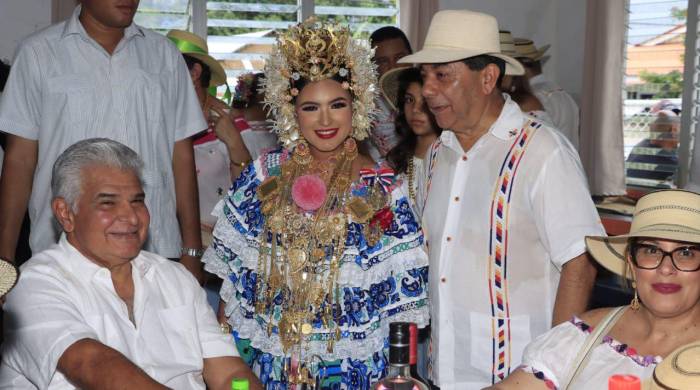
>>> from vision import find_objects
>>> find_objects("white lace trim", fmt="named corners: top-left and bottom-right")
top-left (214, 275), bottom-right (429, 361)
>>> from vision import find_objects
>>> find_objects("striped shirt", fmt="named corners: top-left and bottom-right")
top-left (0, 6), bottom-right (206, 257)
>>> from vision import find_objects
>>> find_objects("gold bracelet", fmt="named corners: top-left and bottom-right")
top-left (231, 159), bottom-right (251, 168)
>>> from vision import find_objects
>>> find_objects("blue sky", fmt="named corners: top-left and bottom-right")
top-left (628, 0), bottom-right (687, 45)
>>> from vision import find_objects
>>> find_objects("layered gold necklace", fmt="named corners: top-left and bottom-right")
top-left (255, 138), bottom-right (389, 385)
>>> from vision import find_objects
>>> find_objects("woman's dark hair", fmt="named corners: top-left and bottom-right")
top-left (506, 75), bottom-right (536, 107)
top-left (232, 72), bottom-right (266, 109)
top-left (386, 68), bottom-right (441, 174)
top-left (183, 54), bottom-right (211, 89)
top-left (369, 26), bottom-right (413, 54)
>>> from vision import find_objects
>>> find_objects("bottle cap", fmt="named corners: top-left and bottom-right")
top-left (608, 374), bottom-right (641, 390)
top-left (231, 378), bottom-right (250, 390)
top-left (390, 322), bottom-right (410, 346)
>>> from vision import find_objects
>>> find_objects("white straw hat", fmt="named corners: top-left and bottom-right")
top-left (0, 259), bottom-right (17, 297)
top-left (586, 190), bottom-right (700, 278)
top-left (398, 10), bottom-right (524, 76)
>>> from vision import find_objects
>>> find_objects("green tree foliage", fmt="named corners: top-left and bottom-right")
top-left (639, 70), bottom-right (683, 98)
top-left (671, 7), bottom-right (687, 21)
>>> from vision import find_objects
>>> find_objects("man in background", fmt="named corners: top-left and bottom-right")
top-left (515, 38), bottom-right (580, 150)
top-left (366, 26), bottom-right (414, 159)
top-left (0, 0), bottom-right (207, 282)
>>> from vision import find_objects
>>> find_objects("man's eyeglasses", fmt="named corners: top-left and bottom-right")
top-left (630, 243), bottom-right (700, 272)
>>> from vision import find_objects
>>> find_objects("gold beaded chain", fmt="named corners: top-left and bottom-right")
top-left (255, 138), bottom-right (392, 386)
top-left (407, 157), bottom-right (416, 206)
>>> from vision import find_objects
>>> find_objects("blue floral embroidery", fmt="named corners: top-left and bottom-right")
top-left (342, 358), bottom-right (370, 389)
top-left (209, 150), bottom-right (428, 388)
top-left (368, 277), bottom-right (398, 312)
top-left (401, 266), bottom-right (428, 297)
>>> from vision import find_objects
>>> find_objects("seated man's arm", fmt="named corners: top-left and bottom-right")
top-left (203, 356), bottom-right (263, 390)
top-left (0, 134), bottom-right (37, 261)
top-left (552, 252), bottom-right (597, 326)
top-left (57, 339), bottom-right (168, 390)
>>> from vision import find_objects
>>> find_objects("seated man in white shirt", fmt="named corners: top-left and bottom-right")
top-left (0, 138), bottom-right (262, 389)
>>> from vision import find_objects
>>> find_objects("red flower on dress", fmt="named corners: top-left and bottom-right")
top-left (370, 207), bottom-right (394, 231)
top-left (291, 174), bottom-right (327, 211)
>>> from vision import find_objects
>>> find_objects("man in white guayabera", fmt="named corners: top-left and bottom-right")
top-left (0, 139), bottom-right (261, 389)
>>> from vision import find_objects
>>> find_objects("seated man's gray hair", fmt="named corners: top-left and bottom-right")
top-left (51, 138), bottom-right (144, 209)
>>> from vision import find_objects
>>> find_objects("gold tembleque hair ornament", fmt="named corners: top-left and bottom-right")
top-left (262, 18), bottom-right (378, 147)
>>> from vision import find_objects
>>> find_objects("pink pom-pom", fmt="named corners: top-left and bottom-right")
top-left (292, 175), bottom-right (327, 211)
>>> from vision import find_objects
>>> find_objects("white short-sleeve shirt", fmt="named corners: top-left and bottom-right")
top-left (0, 6), bottom-right (206, 257)
top-left (420, 95), bottom-right (605, 389)
top-left (0, 235), bottom-right (239, 389)
top-left (530, 75), bottom-right (580, 151)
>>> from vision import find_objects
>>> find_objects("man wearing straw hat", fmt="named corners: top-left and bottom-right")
top-left (0, 0), bottom-right (207, 282)
top-left (398, 9), bottom-right (604, 388)
top-left (514, 37), bottom-right (580, 150)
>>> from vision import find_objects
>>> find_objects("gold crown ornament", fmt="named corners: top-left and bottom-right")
top-left (262, 18), bottom-right (378, 146)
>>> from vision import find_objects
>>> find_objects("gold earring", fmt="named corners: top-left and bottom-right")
top-left (293, 139), bottom-right (312, 165)
top-left (630, 280), bottom-right (641, 311)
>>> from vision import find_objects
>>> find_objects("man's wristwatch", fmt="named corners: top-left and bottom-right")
top-left (180, 247), bottom-right (204, 258)
top-left (220, 322), bottom-right (232, 334)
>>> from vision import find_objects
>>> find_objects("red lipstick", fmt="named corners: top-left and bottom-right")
top-left (652, 283), bottom-right (682, 294)
top-left (315, 128), bottom-right (339, 140)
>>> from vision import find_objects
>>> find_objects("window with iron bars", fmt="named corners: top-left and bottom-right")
top-left (135, 0), bottom-right (399, 91)
top-left (623, 0), bottom-right (690, 191)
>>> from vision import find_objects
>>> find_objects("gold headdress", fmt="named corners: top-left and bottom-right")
top-left (262, 19), bottom-right (378, 146)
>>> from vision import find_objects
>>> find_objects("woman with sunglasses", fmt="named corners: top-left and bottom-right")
top-left (489, 189), bottom-right (700, 389)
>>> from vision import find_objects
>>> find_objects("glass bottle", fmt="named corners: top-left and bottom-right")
top-left (373, 322), bottom-right (429, 390)
top-left (409, 323), bottom-right (427, 385)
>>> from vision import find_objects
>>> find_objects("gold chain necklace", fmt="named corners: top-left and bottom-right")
top-left (255, 139), bottom-right (369, 386)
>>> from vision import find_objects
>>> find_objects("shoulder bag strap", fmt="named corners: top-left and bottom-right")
top-left (561, 306), bottom-right (628, 390)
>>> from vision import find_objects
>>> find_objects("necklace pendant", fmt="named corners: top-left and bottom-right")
top-left (346, 197), bottom-right (373, 223)
top-left (369, 186), bottom-right (388, 209)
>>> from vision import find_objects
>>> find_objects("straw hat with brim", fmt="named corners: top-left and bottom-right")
top-left (585, 189), bottom-right (700, 278)
top-left (166, 29), bottom-right (227, 87)
top-left (513, 37), bottom-right (550, 61)
top-left (398, 10), bottom-right (525, 76)
top-left (499, 30), bottom-right (522, 76)
top-left (0, 259), bottom-right (18, 297)
top-left (643, 341), bottom-right (700, 390)
top-left (380, 67), bottom-right (411, 111)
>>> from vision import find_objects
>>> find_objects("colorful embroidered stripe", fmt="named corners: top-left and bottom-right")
top-left (487, 121), bottom-right (540, 383)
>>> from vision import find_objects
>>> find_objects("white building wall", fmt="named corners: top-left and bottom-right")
top-left (0, 0), bottom-right (53, 62)
top-left (438, 0), bottom-right (587, 103)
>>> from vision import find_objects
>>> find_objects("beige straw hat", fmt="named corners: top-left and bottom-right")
top-left (0, 259), bottom-right (18, 297)
top-left (513, 37), bottom-right (550, 61)
top-left (585, 189), bottom-right (700, 278)
top-left (166, 29), bottom-right (227, 87)
top-left (379, 67), bottom-right (410, 111)
top-left (398, 10), bottom-right (524, 76)
top-left (643, 341), bottom-right (700, 389)
top-left (499, 30), bottom-right (524, 76)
